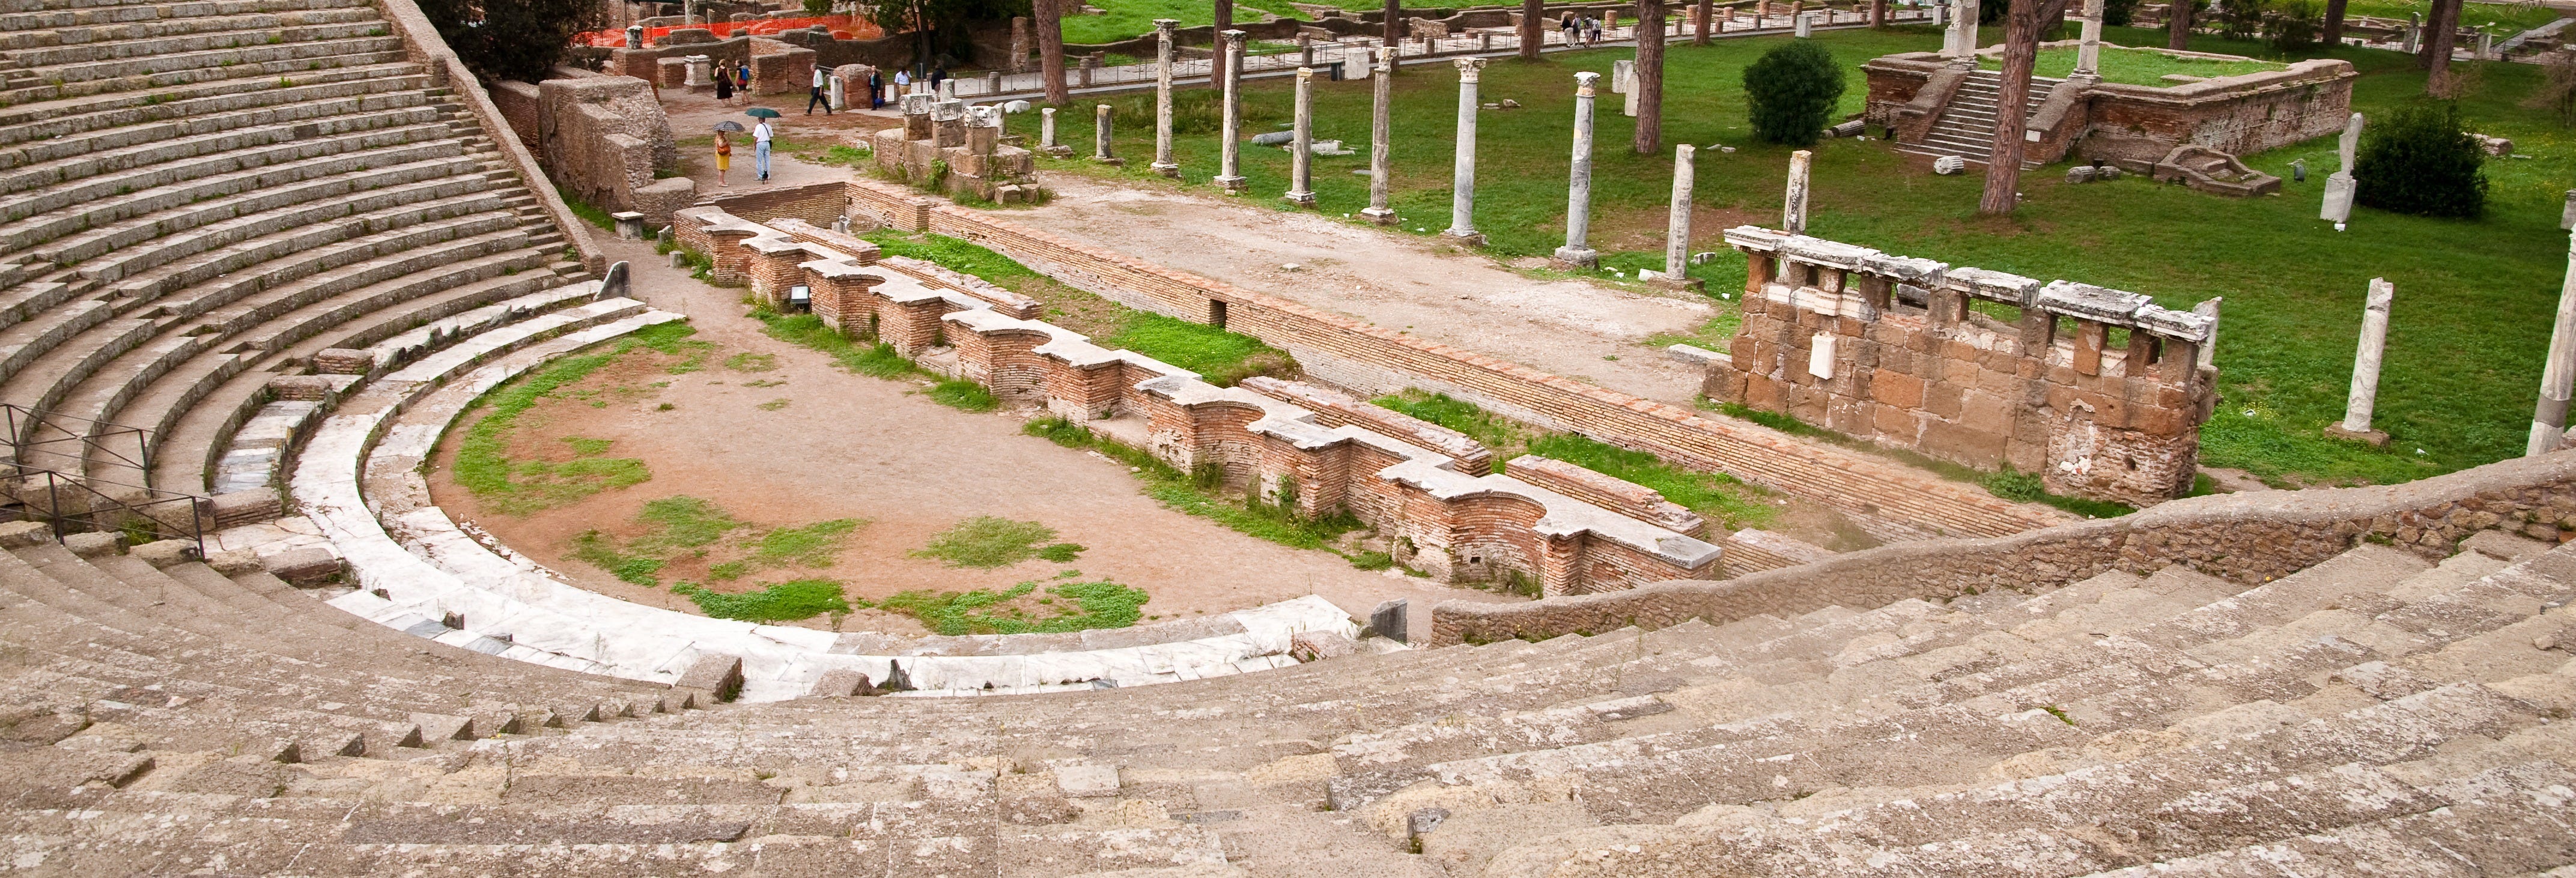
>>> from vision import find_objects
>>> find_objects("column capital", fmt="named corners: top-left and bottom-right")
top-left (1153, 17), bottom-right (1177, 32)
top-left (1573, 70), bottom-right (1599, 96)
top-left (1295, 66), bottom-right (1314, 80)
top-left (1220, 28), bottom-right (1247, 46)
top-left (1454, 57), bottom-right (1487, 80)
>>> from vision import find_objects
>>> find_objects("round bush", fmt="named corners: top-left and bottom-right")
top-left (1742, 41), bottom-right (1847, 147)
top-left (2354, 101), bottom-right (2488, 219)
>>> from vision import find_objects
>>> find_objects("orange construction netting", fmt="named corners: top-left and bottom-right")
top-left (576, 15), bottom-right (886, 47)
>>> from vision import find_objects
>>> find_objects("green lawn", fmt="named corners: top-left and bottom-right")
top-left (1978, 44), bottom-right (2286, 86)
top-left (2340, 0), bottom-right (2565, 36)
top-left (1012, 23), bottom-right (2576, 490)
top-left (1063, 0), bottom-right (1311, 46)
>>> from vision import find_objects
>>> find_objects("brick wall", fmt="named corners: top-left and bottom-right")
top-left (696, 181), bottom-right (847, 228)
top-left (1708, 227), bottom-right (2216, 507)
top-left (1865, 49), bottom-right (2356, 170)
top-left (833, 180), bottom-right (2063, 540)
top-left (1433, 447), bottom-right (2576, 646)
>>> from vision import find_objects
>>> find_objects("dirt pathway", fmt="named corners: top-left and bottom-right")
top-left (1006, 175), bottom-right (1719, 405)
top-left (422, 235), bottom-right (1511, 643)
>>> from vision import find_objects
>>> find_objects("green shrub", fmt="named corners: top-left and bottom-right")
top-left (2355, 101), bottom-right (2488, 219)
top-left (2216, 0), bottom-right (2268, 40)
top-left (2265, 0), bottom-right (2321, 52)
top-left (1742, 40), bottom-right (1847, 147)
top-left (2103, 0), bottom-right (2140, 26)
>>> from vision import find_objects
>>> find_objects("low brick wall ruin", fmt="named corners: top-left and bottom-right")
top-left (1707, 227), bottom-right (2217, 506)
top-left (1432, 449), bottom-right (2576, 646)
top-left (670, 207), bottom-right (1726, 596)
top-left (1864, 49), bottom-right (2355, 168)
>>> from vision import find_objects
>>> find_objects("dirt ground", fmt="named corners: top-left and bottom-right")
top-left (424, 235), bottom-right (1511, 643)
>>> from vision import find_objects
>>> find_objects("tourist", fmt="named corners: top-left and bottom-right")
top-left (895, 67), bottom-right (911, 94)
top-left (807, 64), bottom-right (830, 115)
top-left (1585, 14), bottom-right (1602, 46)
top-left (714, 61), bottom-right (733, 104)
top-left (753, 116), bottom-right (773, 183)
top-left (867, 68), bottom-right (882, 109)
top-left (713, 130), bottom-right (732, 186)
top-left (1560, 11), bottom-right (1576, 46)
top-left (735, 62), bottom-right (751, 97)
top-left (929, 65), bottom-right (947, 92)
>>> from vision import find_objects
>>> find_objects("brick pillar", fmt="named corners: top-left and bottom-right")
top-left (2156, 335), bottom-right (2200, 384)
top-left (882, 297), bottom-right (950, 356)
top-left (1536, 533), bottom-right (1582, 598)
top-left (705, 229), bottom-right (758, 286)
top-left (2073, 319), bottom-right (2107, 376)
top-left (1743, 252), bottom-right (1774, 295)
top-left (1044, 362), bottom-right (1125, 419)
top-left (2122, 325), bottom-right (2157, 377)
top-left (809, 271), bottom-right (884, 336)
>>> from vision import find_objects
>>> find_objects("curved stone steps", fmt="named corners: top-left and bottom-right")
top-left (0, 130), bottom-right (462, 249)
top-left (1, 17), bottom-right (385, 71)
top-left (0, 97), bottom-right (443, 202)
top-left (66, 174), bottom-right (504, 304)
top-left (0, 113), bottom-right (452, 223)
top-left (0, 60), bottom-right (425, 152)
top-left (0, 1), bottom-right (377, 49)
top-left (0, 32), bottom-right (404, 100)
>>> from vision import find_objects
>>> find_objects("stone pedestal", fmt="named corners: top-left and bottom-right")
top-left (1040, 107), bottom-right (1075, 158)
top-left (2325, 277), bottom-right (2394, 447)
top-left (1362, 48), bottom-right (1399, 226)
top-left (1794, 13), bottom-right (1812, 37)
top-left (685, 55), bottom-right (713, 89)
top-left (1091, 104), bottom-right (1123, 166)
top-left (1552, 71), bottom-right (1601, 268)
top-left (1782, 149), bottom-right (1812, 234)
top-left (2071, 0), bottom-right (2104, 80)
top-left (1215, 30), bottom-right (1249, 193)
top-left (1151, 20), bottom-right (1180, 177)
top-left (1285, 67), bottom-right (1318, 207)
top-left (1654, 144), bottom-right (1703, 291)
top-left (1612, 59), bottom-right (1638, 117)
top-left (1442, 58), bottom-right (1487, 246)
top-left (1942, 0), bottom-right (1980, 57)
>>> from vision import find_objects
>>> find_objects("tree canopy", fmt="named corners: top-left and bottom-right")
top-left (416, 0), bottom-right (603, 82)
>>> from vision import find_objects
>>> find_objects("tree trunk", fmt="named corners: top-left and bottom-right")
top-left (1696, 0), bottom-right (1713, 44)
top-left (1981, 0), bottom-right (2047, 214)
top-left (1384, 0), bottom-right (1403, 46)
top-left (1870, 0), bottom-right (1888, 27)
top-left (2165, 0), bottom-right (2192, 49)
top-left (2321, 0), bottom-right (2348, 46)
top-left (1633, 0), bottom-right (1665, 154)
top-left (1037, 0), bottom-right (1068, 104)
top-left (2423, 0), bottom-right (2460, 90)
top-left (1522, 0), bottom-right (1545, 58)
top-left (1214, 0), bottom-right (1232, 36)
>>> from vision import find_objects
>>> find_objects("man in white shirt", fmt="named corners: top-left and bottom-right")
top-left (753, 118), bottom-right (773, 183)
top-left (807, 64), bottom-right (831, 115)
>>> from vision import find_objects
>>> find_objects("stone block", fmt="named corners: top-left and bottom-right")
top-left (267, 374), bottom-right (339, 400)
top-left (63, 532), bottom-right (121, 557)
top-left (208, 490), bottom-right (282, 528)
top-left (1366, 598), bottom-right (1409, 644)
top-left (130, 539), bottom-right (196, 569)
top-left (1870, 369), bottom-right (1924, 408)
top-left (0, 520), bottom-right (50, 548)
top-left (675, 653), bottom-right (746, 702)
top-left (1289, 630), bottom-right (1358, 662)
top-left (312, 348), bottom-right (374, 375)
top-left (205, 548), bottom-right (263, 575)
top-left (263, 547), bottom-right (343, 587)
top-left (808, 668), bottom-right (873, 697)
top-left (1056, 764), bottom-right (1120, 797)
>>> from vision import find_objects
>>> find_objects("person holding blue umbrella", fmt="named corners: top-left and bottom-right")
top-left (745, 107), bottom-right (781, 183)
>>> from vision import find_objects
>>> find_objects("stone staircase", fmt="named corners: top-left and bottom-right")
top-left (1899, 68), bottom-right (2056, 169)
top-left (4, 518), bottom-right (2571, 874)
top-left (0, 0), bottom-right (592, 504)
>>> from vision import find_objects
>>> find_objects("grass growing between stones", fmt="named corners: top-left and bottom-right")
top-left (1373, 390), bottom-right (1784, 531)
top-left (875, 579), bottom-right (1150, 635)
top-left (859, 230), bottom-right (1298, 386)
top-left (452, 322), bottom-right (702, 515)
top-left (1016, 26), bottom-right (2576, 490)
top-left (1023, 415), bottom-right (1370, 555)
top-left (671, 579), bottom-right (854, 623)
top-left (914, 516), bottom-right (1086, 568)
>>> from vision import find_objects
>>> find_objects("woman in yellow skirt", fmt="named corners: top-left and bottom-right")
top-left (714, 132), bottom-right (732, 187)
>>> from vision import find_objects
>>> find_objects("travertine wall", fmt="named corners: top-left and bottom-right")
top-left (1432, 448), bottom-right (2576, 646)
top-left (1707, 227), bottom-right (2217, 507)
top-left (670, 207), bottom-right (1727, 595)
top-left (827, 180), bottom-right (2067, 542)
top-left (535, 76), bottom-right (694, 225)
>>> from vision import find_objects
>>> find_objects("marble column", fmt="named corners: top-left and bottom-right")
top-left (2322, 112), bottom-right (2362, 226)
top-left (1286, 67), bottom-right (1317, 207)
top-left (1943, 0), bottom-right (1981, 59)
top-left (2072, 0), bottom-right (2105, 80)
top-left (1782, 149), bottom-right (1812, 234)
top-left (1151, 19), bottom-right (1180, 177)
top-left (1553, 71), bottom-right (1602, 268)
top-left (2327, 277), bottom-right (2395, 445)
top-left (1216, 29), bottom-right (1248, 193)
top-left (1362, 47), bottom-right (1399, 225)
top-left (1663, 144), bottom-right (1697, 281)
top-left (2193, 297), bottom-right (2222, 369)
top-left (2533, 232), bottom-right (2576, 454)
top-left (1092, 104), bottom-right (1119, 165)
top-left (1443, 58), bottom-right (1487, 245)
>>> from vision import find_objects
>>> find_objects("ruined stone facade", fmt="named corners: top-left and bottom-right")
top-left (1865, 47), bottom-right (2355, 171)
top-left (869, 94), bottom-right (1042, 204)
top-left (1705, 227), bottom-right (2217, 508)
top-left (534, 76), bottom-right (696, 225)
top-left (675, 207), bottom-right (1723, 596)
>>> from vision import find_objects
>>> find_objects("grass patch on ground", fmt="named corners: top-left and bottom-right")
top-left (752, 518), bottom-right (863, 568)
top-left (2342, 0), bottom-right (2564, 34)
top-left (451, 322), bottom-right (700, 515)
top-left (671, 578), bottom-right (854, 623)
top-left (1101, 312), bottom-right (1297, 386)
top-left (914, 516), bottom-right (1086, 568)
top-left (725, 352), bottom-right (778, 372)
top-left (1977, 45), bottom-right (2284, 87)
top-left (1015, 26), bottom-right (2576, 491)
top-left (1061, 0), bottom-right (1308, 44)
top-left (929, 379), bottom-right (998, 411)
top-left (554, 184), bottom-right (614, 231)
top-left (567, 495), bottom-right (866, 597)
top-left (876, 579), bottom-right (1150, 635)
top-left (754, 310), bottom-right (928, 379)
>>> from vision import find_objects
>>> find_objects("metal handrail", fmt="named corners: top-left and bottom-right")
top-left (1, 402), bottom-right (150, 476)
top-left (4, 467), bottom-right (208, 560)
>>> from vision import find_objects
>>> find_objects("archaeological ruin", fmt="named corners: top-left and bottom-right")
top-left (1, 0), bottom-right (2574, 873)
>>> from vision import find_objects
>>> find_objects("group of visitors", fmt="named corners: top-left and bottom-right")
top-left (1558, 11), bottom-right (1605, 47)
top-left (711, 59), bottom-right (752, 104)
